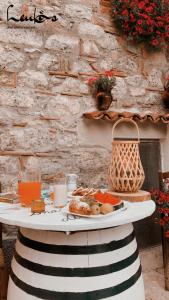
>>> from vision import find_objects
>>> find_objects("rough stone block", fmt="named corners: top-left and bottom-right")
top-left (0, 70), bottom-right (17, 88)
top-left (126, 75), bottom-right (147, 96)
top-left (78, 22), bottom-right (105, 38)
top-left (0, 87), bottom-right (35, 108)
top-left (116, 56), bottom-right (138, 73)
top-left (0, 156), bottom-right (19, 175)
top-left (0, 26), bottom-right (43, 48)
top-left (147, 69), bottom-right (163, 89)
top-left (65, 4), bottom-right (92, 21)
top-left (37, 53), bottom-right (59, 71)
top-left (0, 45), bottom-right (25, 71)
top-left (72, 60), bottom-right (93, 73)
top-left (80, 40), bottom-right (99, 57)
top-left (126, 75), bottom-right (147, 88)
top-left (18, 70), bottom-right (48, 88)
top-left (96, 34), bottom-right (121, 51)
top-left (129, 87), bottom-right (146, 97)
top-left (0, 126), bottom-right (57, 152)
top-left (111, 77), bottom-right (128, 101)
top-left (52, 77), bottom-right (88, 95)
top-left (45, 34), bottom-right (79, 54)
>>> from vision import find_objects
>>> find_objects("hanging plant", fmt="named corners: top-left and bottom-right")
top-left (88, 71), bottom-right (116, 111)
top-left (111, 0), bottom-right (169, 50)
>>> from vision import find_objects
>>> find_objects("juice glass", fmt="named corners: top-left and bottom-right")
top-left (18, 157), bottom-right (41, 207)
top-left (18, 181), bottom-right (41, 207)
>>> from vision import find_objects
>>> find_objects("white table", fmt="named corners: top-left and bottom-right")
top-left (0, 200), bottom-right (155, 300)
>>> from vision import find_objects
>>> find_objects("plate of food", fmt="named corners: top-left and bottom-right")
top-left (70, 187), bottom-right (100, 198)
top-left (66, 191), bottom-right (127, 218)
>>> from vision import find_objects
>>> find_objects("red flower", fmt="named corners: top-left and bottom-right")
top-left (122, 9), bottom-right (128, 16)
top-left (138, 1), bottom-right (145, 9)
top-left (105, 71), bottom-right (113, 77)
top-left (136, 26), bottom-right (143, 33)
top-left (158, 21), bottom-right (164, 27)
top-left (146, 18), bottom-right (153, 26)
top-left (130, 13), bottom-right (135, 22)
top-left (88, 77), bottom-right (97, 86)
top-left (145, 6), bottom-right (153, 13)
top-left (137, 19), bottom-right (143, 25)
top-left (164, 216), bottom-right (169, 222)
top-left (159, 219), bottom-right (165, 226)
top-left (151, 39), bottom-right (159, 46)
top-left (112, 0), bottom-right (167, 50)
top-left (165, 230), bottom-right (169, 238)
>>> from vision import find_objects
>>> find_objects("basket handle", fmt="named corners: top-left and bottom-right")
top-left (112, 118), bottom-right (140, 141)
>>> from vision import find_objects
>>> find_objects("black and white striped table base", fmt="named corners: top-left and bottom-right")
top-left (8, 223), bottom-right (145, 300)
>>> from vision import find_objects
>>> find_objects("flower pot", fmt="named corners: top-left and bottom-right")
top-left (95, 92), bottom-right (112, 111)
top-left (162, 91), bottom-right (169, 109)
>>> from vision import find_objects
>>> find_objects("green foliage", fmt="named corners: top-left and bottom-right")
top-left (91, 76), bottom-right (116, 96)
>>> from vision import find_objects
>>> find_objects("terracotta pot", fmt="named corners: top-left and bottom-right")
top-left (162, 91), bottom-right (169, 109)
top-left (95, 92), bottom-right (112, 111)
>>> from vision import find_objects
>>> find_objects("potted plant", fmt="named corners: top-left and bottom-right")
top-left (162, 77), bottom-right (169, 109)
top-left (88, 71), bottom-right (116, 111)
top-left (151, 183), bottom-right (169, 290)
top-left (111, 0), bottom-right (168, 51)
top-left (151, 187), bottom-right (169, 237)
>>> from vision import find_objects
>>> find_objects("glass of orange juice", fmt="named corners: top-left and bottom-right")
top-left (18, 157), bottom-right (41, 207)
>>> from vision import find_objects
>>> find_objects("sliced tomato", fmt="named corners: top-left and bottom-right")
top-left (94, 192), bottom-right (104, 202)
top-left (103, 193), bottom-right (121, 205)
top-left (94, 192), bottom-right (121, 205)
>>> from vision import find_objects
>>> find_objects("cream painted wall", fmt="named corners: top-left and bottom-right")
top-left (78, 120), bottom-right (167, 151)
top-left (161, 124), bottom-right (169, 172)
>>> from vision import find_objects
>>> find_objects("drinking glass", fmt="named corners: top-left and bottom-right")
top-left (66, 174), bottom-right (78, 192)
top-left (18, 157), bottom-right (41, 207)
top-left (53, 177), bottom-right (67, 208)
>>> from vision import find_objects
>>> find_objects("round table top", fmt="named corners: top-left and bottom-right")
top-left (0, 200), bottom-right (155, 232)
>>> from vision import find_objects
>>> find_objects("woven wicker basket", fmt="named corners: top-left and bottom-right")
top-left (108, 119), bottom-right (145, 193)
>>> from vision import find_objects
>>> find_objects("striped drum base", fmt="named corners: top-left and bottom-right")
top-left (7, 224), bottom-right (145, 300)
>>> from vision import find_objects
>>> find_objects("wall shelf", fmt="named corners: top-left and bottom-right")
top-left (83, 111), bottom-right (169, 124)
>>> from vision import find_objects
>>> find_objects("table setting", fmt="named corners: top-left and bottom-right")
top-left (0, 154), bottom-right (155, 300)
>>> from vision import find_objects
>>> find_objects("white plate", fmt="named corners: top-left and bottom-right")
top-left (63, 202), bottom-right (128, 219)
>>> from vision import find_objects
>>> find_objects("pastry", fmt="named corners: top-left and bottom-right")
top-left (100, 203), bottom-right (114, 215)
top-left (69, 199), bottom-right (91, 215)
top-left (81, 194), bottom-right (96, 204)
top-left (91, 204), bottom-right (100, 215)
top-left (72, 187), bottom-right (100, 197)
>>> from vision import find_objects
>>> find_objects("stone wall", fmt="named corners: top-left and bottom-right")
top-left (0, 0), bottom-right (169, 191)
